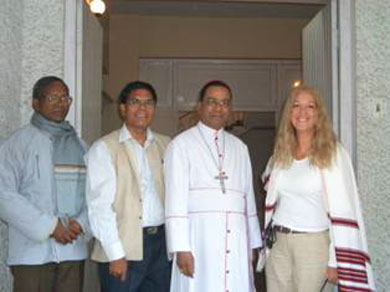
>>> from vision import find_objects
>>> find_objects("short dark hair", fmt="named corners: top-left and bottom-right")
top-left (118, 81), bottom-right (158, 104)
top-left (198, 80), bottom-right (233, 102)
top-left (32, 76), bottom-right (68, 100)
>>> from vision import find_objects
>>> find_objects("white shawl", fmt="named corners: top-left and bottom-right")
top-left (258, 145), bottom-right (376, 291)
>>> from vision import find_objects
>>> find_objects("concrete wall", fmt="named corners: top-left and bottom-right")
top-left (0, 2), bottom-right (24, 290)
top-left (103, 14), bottom-right (308, 135)
top-left (0, 1), bottom-right (65, 291)
top-left (0, 1), bottom-right (23, 139)
top-left (356, 1), bottom-right (390, 290)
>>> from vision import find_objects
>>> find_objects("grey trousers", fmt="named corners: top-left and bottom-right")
top-left (11, 260), bottom-right (84, 292)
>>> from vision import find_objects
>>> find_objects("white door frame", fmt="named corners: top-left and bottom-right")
top-left (337, 0), bottom-right (356, 164)
top-left (64, 0), bottom-right (83, 135)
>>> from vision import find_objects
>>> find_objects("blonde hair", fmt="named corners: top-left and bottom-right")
top-left (273, 85), bottom-right (337, 169)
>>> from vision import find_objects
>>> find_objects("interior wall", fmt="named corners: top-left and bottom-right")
top-left (138, 16), bottom-right (306, 58)
top-left (235, 112), bottom-right (276, 219)
top-left (355, 0), bottom-right (390, 289)
top-left (104, 14), bottom-right (309, 135)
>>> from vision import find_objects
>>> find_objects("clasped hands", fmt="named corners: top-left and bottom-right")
top-left (51, 218), bottom-right (83, 244)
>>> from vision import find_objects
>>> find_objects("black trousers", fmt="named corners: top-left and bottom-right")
top-left (98, 226), bottom-right (172, 292)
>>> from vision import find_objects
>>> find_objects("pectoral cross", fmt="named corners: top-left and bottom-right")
top-left (215, 171), bottom-right (228, 194)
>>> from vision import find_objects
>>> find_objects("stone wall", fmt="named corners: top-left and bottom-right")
top-left (0, 1), bottom-right (65, 291)
top-left (356, 1), bottom-right (390, 290)
top-left (0, 2), bottom-right (23, 291)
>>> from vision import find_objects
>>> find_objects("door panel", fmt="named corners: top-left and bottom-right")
top-left (302, 5), bottom-right (332, 120)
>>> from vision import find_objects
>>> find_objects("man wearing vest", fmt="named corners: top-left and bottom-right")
top-left (86, 81), bottom-right (171, 292)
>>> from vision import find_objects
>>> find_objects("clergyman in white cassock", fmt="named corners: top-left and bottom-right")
top-left (164, 80), bottom-right (262, 292)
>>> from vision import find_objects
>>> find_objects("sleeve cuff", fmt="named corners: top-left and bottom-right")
top-left (103, 241), bottom-right (126, 261)
top-left (248, 216), bottom-right (262, 248)
top-left (45, 218), bottom-right (58, 242)
top-left (74, 212), bottom-right (90, 237)
top-left (165, 218), bottom-right (191, 253)
top-left (328, 257), bottom-right (337, 267)
top-left (328, 242), bottom-right (337, 267)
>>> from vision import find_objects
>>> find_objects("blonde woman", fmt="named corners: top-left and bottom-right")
top-left (260, 85), bottom-right (375, 291)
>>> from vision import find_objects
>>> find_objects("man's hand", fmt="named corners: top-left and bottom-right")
top-left (177, 251), bottom-right (194, 278)
top-left (68, 218), bottom-right (83, 236)
top-left (109, 258), bottom-right (128, 282)
top-left (51, 221), bottom-right (77, 244)
top-left (326, 266), bottom-right (338, 284)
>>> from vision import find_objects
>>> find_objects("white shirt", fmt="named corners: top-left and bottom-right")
top-left (273, 157), bottom-right (329, 232)
top-left (86, 124), bottom-right (164, 261)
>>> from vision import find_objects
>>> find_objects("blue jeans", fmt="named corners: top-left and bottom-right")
top-left (98, 225), bottom-right (171, 292)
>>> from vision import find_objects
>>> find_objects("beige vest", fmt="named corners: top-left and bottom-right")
top-left (91, 129), bottom-right (170, 262)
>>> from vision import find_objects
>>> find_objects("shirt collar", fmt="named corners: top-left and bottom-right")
top-left (119, 123), bottom-right (154, 145)
top-left (197, 121), bottom-right (224, 140)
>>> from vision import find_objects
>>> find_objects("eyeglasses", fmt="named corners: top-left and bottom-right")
top-left (45, 95), bottom-right (72, 103)
top-left (125, 98), bottom-right (156, 108)
top-left (203, 97), bottom-right (231, 108)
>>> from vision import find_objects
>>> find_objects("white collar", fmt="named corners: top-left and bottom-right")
top-left (119, 123), bottom-right (154, 145)
top-left (197, 121), bottom-right (224, 140)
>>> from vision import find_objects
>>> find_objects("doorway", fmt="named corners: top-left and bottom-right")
top-left (88, 0), bottom-right (355, 291)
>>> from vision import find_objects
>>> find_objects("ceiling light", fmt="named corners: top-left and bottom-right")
top-left (293, 80), bottom-right (301, 88)
top-left (89, 0), bottom-right (106, 15)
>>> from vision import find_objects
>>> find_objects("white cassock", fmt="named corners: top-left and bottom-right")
top-left (164, 122), bottom-right (262, 292)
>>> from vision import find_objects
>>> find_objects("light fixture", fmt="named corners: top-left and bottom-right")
top-left (89, 0), bottom-right (106, 15)
top-left (293, 80), bottom-right (301, 88)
